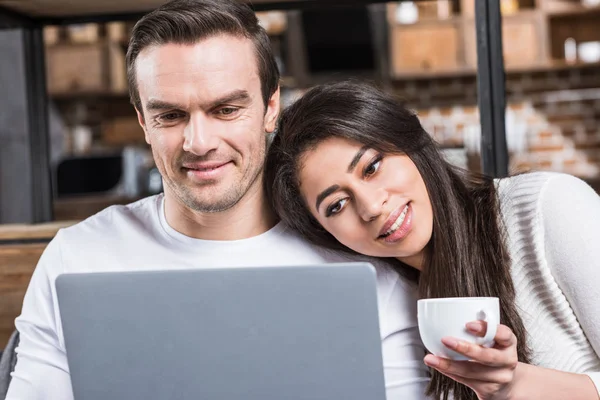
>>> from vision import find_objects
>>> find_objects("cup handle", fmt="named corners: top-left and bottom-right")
top-left (475, 308), bottom-right (498, 348)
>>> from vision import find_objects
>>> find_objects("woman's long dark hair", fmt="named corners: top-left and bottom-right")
top-left (264, 81), bottom-right (531, 400)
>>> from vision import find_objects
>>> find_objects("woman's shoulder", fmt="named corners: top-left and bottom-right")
top-left (496, 170), bottom-right (562, 192)
top-left (496, 171), bottom-right (591, 207)
top-left (496, 172), bottom-right (599, 244)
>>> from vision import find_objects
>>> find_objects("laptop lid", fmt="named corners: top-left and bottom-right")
top-left (56, 263), bottom-right (386, 400)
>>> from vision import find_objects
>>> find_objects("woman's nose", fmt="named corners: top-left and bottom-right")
top-left (356, 189), bottom-right (386, 222)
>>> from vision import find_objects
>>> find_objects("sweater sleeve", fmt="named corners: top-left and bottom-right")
top-left (540, 173), bottom-right (600, 395)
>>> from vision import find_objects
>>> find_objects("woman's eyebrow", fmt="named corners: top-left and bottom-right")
top-left (347, 145), bottom-right (370, 173)
top-left (315, 185), bottom-right (340, 211)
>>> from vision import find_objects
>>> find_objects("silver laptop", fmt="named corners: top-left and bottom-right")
top-left (56, 263), bottom-right (387, 400)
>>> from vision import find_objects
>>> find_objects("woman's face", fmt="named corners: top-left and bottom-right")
top-left (298, 137), bottom-right (433, 269)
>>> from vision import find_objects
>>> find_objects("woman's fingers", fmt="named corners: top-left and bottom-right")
top-left (490, 324), bottom-right (517, 348)
top-left (424, 354), bottom-right (516, 383)
top-left (439, 335), bottom-right (518, 367)
top-left (424, 324), bottom-right (521, 399)
top-left (466, 320), bottom-right (487, 337)
top-left (465, 323), bottom-right (516, 350)
top-left (432, 368), bottom-right (506, 400)
top-left (442, 321), bottom-right (517, 350)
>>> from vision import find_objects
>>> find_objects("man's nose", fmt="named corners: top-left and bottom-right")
top-left (182, 113), bottom-right (219, 156)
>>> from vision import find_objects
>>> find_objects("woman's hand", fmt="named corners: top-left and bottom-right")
top-left (423, 321), bottom-right (520, 400)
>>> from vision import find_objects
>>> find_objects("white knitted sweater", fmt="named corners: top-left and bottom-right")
top-left (497, 172), bottom-right (600, 394)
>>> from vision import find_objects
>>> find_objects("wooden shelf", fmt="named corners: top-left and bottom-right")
top-left (390, 15), bottom-right (463, 26)
top-left (31, 1), bottom-right (600, 107)
top-left (46, 60), bottom-right (600, 97)
top-left (0, 0), bottom-right (384, 19)
top-left (50, 90), bottom-right (129, 100)
top-left (0, 221), bottom-right (76, 242)
top-left (53, 194), bottom-right (140, 221)
top-left (392, 67), bottom-right (476, 80)
top-left (49, 76), bottom-right (297, 99)
top-left (547, 4), bottom-right (600, 17)
top-left (390, 59), bottom-right (600, 82)
top-left (523, 59), bottom-right (600, 72)
top-left (463, 8), bottom-right (541, 21)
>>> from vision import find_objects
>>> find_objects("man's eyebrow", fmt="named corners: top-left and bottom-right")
top-left (315, 184), bottom-right (340, 212)
top-left (347, 146), bottom-right (369, 173)
top-left (145, 99), bottom-right (186, 112)
top-left (144, 90), bottom-right (251, 113)
top-left (205, 90), bottom-right (251, 109)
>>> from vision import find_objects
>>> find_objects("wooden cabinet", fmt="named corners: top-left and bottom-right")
top-left (390, 21), bottom-right (462, 75)
top-left (388, 3), bottom-right (547, 76)
top-left (46, 42), bottom-right (127, 95)
top-left (464, 12), bottom-right (546, 68)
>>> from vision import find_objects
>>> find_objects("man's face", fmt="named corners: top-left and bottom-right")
top-left (135, 35), bottom-right (280, 213)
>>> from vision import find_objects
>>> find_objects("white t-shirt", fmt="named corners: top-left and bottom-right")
top-left (6, 194), bottom-right (430, 400)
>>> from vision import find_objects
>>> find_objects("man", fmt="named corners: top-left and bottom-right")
top-left (6, 1), bottom-right (429, 398)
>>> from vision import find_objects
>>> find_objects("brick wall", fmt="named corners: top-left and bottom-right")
top-left (408, 64), bottom-right (600, 180)
top-left (280, 64), bottom-right (600, 181)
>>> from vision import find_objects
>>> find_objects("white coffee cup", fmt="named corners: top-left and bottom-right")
top-left (417, 297), bottom-right (499, 361)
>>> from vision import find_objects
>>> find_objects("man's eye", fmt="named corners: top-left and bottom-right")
top-left (218, 107), bottom-right (239, 116)
top-left (159, 112), bottom-right (183, 121)
top-left (326, 198), bottom-right (347, 217)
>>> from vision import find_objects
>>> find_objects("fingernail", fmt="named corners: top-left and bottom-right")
top-left (466, 321), bottom-right (483, 332)
top-left (441, 337), bottom-right (459, 349)
top-left (424, 355), bottom-right (439, 367)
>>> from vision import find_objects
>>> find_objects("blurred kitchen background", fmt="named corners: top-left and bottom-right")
top-left (40, 0), bottom-right (600, 220)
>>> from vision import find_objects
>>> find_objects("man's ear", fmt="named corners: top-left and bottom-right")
top-left (136, 108), bottom-right (151, 145)
top-left (264, 87), bottom-right (281, 134)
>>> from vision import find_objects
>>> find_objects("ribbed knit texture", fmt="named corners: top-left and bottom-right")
top-left (497, 172), bottom-right (600, 377)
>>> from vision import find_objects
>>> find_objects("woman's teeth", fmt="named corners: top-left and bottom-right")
top-left (383, 204), bottom-right (409, 237)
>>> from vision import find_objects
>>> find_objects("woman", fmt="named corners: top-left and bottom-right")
top-left (265, 81), bottom-right (600, 400)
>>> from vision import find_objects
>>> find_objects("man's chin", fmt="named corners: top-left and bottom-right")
top-left (183, 192), bottom-right (242, 214)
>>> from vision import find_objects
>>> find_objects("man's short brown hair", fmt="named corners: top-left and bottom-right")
top-left (126, 0), bottom-right (280, 114)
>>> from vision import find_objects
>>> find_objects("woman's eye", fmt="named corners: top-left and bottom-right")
top-left (326, 198), bottom-right (347, 217)
top-left (364, 159), bottom-right (381, 176)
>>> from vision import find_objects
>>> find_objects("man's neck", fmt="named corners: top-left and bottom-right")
top-left (163, 184), bottom-right (278, 241)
